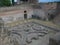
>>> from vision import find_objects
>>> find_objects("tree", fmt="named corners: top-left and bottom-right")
top-left (0, 0), bottom-right (11, 6)
top-left (12, 0), bottom-right (14, 6)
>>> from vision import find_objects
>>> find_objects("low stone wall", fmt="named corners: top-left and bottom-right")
top-left (0, 5), bottom-right (32, 12)
top-left (1, 13), bottom-right (24, 24)
top-left (0, 6), bottom-right (20, 12)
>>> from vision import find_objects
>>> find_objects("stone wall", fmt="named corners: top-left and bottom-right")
top-left (1, 12), bottom-right (24, 24)
top-left (33, 9), bottom-right (47, 20)
top-left (53, 3), bottom-right (60, 25)
top-left (39, 3), bottom-right (57, 20)
top-left (49, 32), bottom-right (60, 45)
top-left (0, 6), bottom-right (20, 12)
top-left (0, 5), bottom-right (32, 12)
top-left (0, 5), bottom-right (33, 24)
top-left (41, 3), bottom-right (57, 11)
top-left (28, 0), bottom-right (38, 4)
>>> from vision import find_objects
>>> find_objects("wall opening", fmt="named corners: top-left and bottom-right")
top-left (24, 14), bottom-right (27, 19)
top-left (24, 10), bottom-right (27, 19)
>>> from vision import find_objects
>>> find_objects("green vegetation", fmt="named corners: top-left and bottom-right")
top-left (0, 0), bottom-right (11, 6)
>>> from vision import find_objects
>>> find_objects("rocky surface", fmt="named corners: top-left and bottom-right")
top-left (0, 22), bottom-right (58, 45)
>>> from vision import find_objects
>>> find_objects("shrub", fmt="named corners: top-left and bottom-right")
top-left (0, 0), bottom-right (11, 6)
